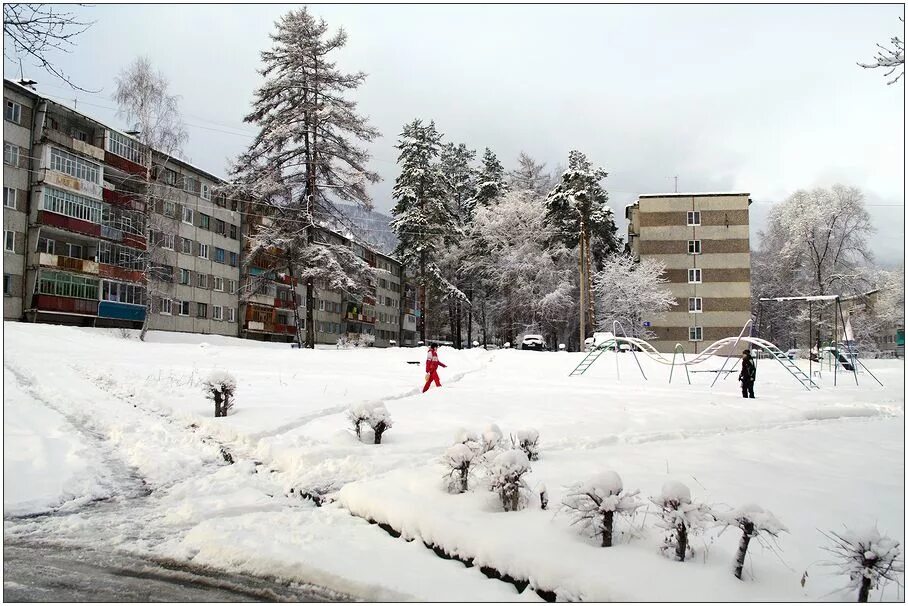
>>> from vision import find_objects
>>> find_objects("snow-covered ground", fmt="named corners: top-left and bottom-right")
top-left (3, 322), bottom-right (904, 601)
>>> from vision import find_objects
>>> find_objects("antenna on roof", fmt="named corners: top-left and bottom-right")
top-left (674, 176), bottom-right (678, 193)
top-left (16, 59), bottom-right (37, 89)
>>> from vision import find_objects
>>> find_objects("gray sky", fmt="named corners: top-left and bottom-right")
top-left (5, 3), bottom-right (904, 264)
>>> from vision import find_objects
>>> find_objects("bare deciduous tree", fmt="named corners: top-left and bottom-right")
top-left (858, 18), bottom-right (905, 85)
top-left (3, 3), bottom-right (95, 90)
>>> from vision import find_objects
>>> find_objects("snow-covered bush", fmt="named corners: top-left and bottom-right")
top-left (347, 402), bottom-right (393, 444)
top-left (444, 443), bottom-right (475, 493)
top-left (488, 449), bottom-right (531, 512)
top-left (651, 480), bottom-right (712, 562)
top-left (481, 423), bottom-right (503, 454)
top-left (562, 471), bottom-right (642, 547)
top-left (715, 504), bottom-right (786, 579)
top-left (336, 333), bottom-right (376, 349)
top-left (203, 371), bottom-right (237, 418)
top-left (516, 428), bottom-right (540, 461)
top-left (454, 428), bottom-right (482, 455)
top-left (821, 526), bottom-right (903, 602)
top-left (539, 483), bottom-right (549, 510)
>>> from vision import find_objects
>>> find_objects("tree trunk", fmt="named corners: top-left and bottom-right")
top-left (676, 523), bottom-right (688, 562)
top-left (733, 522), bottom-right (754, 579)
top-left (459, 466), bottom-right (469, 493)
top-left (213, 391), bottom-right (223, 418)
top-left (578, 221), bottom-right (586, 351)
top-left (858, 575), bottom-right (872, 602)
top-left (419, 255), bottom-right (427, 343)
top-left (373, 421), bottom-right (387, 444)
top-left (601, 510), bottom-right (614, 547)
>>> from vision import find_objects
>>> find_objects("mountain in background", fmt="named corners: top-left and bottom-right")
top-left (335, 203), bottom-right (399, 257)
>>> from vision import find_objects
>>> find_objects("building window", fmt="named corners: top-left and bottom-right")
top-left (182, 206), bottom-right (194, 225)
top-left (228, 252), bottom-right (237, 267)
top-left (197, 302), bottom-right (207, 318)
top-left (37, 270), bottom-right (99, 300)
top-left (38, 237), bottom-right (55, 255)
top-left (688, 268), bottom-right (702, 284)
top-left (161, 233), bottom-right (175, 250)
top-left (179, 300), bottom-right (190, 316)
top-left (4, 142), bottom-right (20, 166)
top-left (688, 240), bottom-right (701, 255)
top-left (5, 100), bottom-right (22, 124)
top-left (214, 247), bottom-right (225, 264)
top-left (213, 277), bottom-right (224, 291)
top-left (227, 279), bottom-right (237, 294)
top-left (199, 214), bottom-right (210, 230)
top-left (213, 305), bottom-right (223, 320)
top-left (198, 244), bottom-right (209, 259)
top-left (201, 184), bottom-right (211, 201)
top-left (227, 307), bottom-right (236, 322)
top-left (64, 243), bottom-right (83, 259)
top-left (181, 238), bottom-right (193, 254)
top-left (41, 186), bottom-right (104, 224)
top-left (180, 268), bottom-right (191, 285)
top-left (4, 187), bottom-right (16, 209)
top-left (214, 219), bottom-right (226, 236)
top-left (689, 297), bottom-right (703, 313)
top-left (160, 298), bottom-right (172, 315)
top-left (98, 242), bottom-right (143, 269)
top-left (687, 211), bottom-right (701, 226)
top-left (163, 200), bottom-right (177, 217)
top-left (102, 280), bottom-right (146, 306)
top-left (4, 230), bottom-right (14, 252)
top-left (106, 131), bottom-right (145, 165)
top-left (197, 273), bottom-right (208, 289)
top-left (50, 147), bottom-right (100, 183)
top-left (183, 175), bottom-right (200, 195)
top-left (229, 224), bottom-right (238, 240)
top-left (151, 264), bottom-right (174, 283)
top-left (689, 326), bottom-right (703, 342)
top-left (162, 168), bottom-right (177, 186)
top-left (3, 273), bottom-right (12, 295)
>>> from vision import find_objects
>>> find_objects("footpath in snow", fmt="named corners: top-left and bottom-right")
top-left (3, 322), bottom-right (904, 601)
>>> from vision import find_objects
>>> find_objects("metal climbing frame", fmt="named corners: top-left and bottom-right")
top-left (710, 319), bottom-right (753, 387)
top-left (669, 343), bottom-right (691, 385)
top-left (612, 320), bottom-right (647, 381)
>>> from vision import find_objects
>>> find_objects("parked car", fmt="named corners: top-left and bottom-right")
top-left (521, 335), bottom-right (547, 351)
top-left (785, 348), bottom-right (800, 360)
top-left (585, 332), bottom-right (616, 352)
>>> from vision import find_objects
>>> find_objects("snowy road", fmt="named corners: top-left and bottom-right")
top-left (3, 540), bottom-right (350, 602)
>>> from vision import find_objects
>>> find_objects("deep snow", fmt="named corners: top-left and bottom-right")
top-left (3, 322), bottom-right (904, 601)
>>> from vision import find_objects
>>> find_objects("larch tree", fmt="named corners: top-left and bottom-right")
top-left (508, 152), bottom-right (554, 196)
top-left (544, 150), bottom-right (620, 348)
top-left (230, 7), bottom-right (380, 348)
top-left (390, 119), bottom-right (461, 343)
top-left (112, 57), bottom-right (189, 342)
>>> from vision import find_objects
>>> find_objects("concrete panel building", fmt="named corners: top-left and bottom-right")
top-left (626, 192), bottom-right (753, 353)
top-left (3, 83), bottom-right (35, 320)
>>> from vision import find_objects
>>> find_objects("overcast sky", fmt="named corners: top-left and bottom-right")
top-left (5, 3), bottom-right (904, 264)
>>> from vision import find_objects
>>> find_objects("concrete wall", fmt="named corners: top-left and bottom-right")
top-left (3, 86), bottom-right (35, 319)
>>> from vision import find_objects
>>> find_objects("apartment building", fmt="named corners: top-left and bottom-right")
top-left (3, 83), bottom-right (34, 320)
top-left (626, 192), bottom-right (752, 353)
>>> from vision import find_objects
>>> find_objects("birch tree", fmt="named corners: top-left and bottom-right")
top-left (231, 7), bottom-right (380, 348)
top-left (592, 254), bottom-right (677, 338)
top-left (858, 18), bottom-right (905, 85)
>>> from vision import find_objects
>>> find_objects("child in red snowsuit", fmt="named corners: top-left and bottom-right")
top-left (423, 344), bottom-right (447, 393)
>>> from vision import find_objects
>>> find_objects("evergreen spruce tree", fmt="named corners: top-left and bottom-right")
top-left (231, 8), bottom-right (380, 348)
top-left (390, 119), bottom-right (461, 343)
top-left (472, 148), bottom-right (508, 208)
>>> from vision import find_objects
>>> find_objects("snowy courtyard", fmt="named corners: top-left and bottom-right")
top-left (3, 322), bottom-right (904, 601)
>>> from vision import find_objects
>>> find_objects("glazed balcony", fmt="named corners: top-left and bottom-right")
top-left (33, 294), bottom-right (98, 316)
top-left (98, 264), bottom-right (145, 284)
top-left (104, 151), bottom-right (148, 179)
top-left (38, 252), bottom-right (99, 275)
top-left (102, 187), bottom-right (145, 212)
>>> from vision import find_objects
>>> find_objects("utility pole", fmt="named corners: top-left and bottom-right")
top-left (674, 176), bottom-right (678, 193)
top-left (578, 218), bottom-right (586, 351)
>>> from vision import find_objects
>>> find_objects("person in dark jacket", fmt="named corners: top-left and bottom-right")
top-left (738, 349), bottom-right (756, 399)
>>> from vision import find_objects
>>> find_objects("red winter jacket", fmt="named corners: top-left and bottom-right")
top-left (426, 349), bottom-right (447, 373)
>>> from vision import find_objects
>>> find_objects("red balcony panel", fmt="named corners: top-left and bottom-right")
top-left (273, 298), bottom-right (297, 309)
top-left (99, 264), bottom-right (145, 284)
top-left (38, 211), bottom-right (101, 238)
top-left (34, 294), bottom-right (98, 316)
top-left (104, 152), bottom-right (148, 179)
top-left (122, 233), bottom-right (147, 250)
top-left (274, 323), bottom-right (297, 335)
top-left (102, 188), bottom-right (146, 212)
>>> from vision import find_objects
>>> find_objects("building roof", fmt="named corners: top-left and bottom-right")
top-left (638, 192), bottom-right (751, 198)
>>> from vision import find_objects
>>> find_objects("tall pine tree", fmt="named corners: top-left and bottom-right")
top-left (472, 148), bottom-right (508, 208)
top-left (231, 7), bottom-right (381, 348)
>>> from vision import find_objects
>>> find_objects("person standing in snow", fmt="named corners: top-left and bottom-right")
top-left (423, 344), bottom-right (447, 393)
top-left (738, 349), bottom-right (756, 399)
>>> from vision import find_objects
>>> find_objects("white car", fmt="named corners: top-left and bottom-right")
top-left (521, 335), bottom-right (546, 351)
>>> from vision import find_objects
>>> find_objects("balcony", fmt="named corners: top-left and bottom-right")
top-left (99, 264), bottom-right (145, 284)
top-left (44, 129), bottom-right (105, 161)
top-left (104, 151), bottom-right (148, 179)
top-left (102, 188), bottom-right (145, 212)
top-left (38, 211), bottom-right (101, 239)
top-left (38, 252), bottom-right (99, 275)
top-left (345, 312), bottom-right (376, 324)
top-left (98, 301), bottom-right (146, 322)
top-left (274, 297), bottom-right (296, 310)
top-left (33, 294), bottom-right (98, 316)
top-left (274, 323), bottom-right (297, 335)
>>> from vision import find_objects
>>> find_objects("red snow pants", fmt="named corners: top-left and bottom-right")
top-left (423, 370), bottom-right (441, 392)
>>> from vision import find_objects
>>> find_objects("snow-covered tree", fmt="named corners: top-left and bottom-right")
top-left (562, 471), bottom-right (642, 547)
top-left (203, 371), bottom-right (237, 418)
top-left (481, 423), bottom-right (504, 455)
top-left (651, 480), bottom-right (712, 562)
top-left (454, 427), bottom-right (482, 454)
top-left (444, 443), bottom-right (475, 493)
top-left (231, 7), bottom-right (380, 348)
top-left (715, 504), bottom-right (787, 580)
top-left (488, 449), bottom-right (532, 512)
top-left (508, 152), bottom-right (554, 196)
top-left (390, 119), bottom-right (461, 343)
top-left (347, 402), bottom-right (392, 444)
top-left (367, 405), bottom-right (392, 444)
top-left (858, 18), bottom-right (905, 85)
top-left (472, 148), bottom-right (508, 208)
top-left (821, 526), bottom-right (903, 602)
top-left (593, 254), bottom-right (677, 338)
top-left (516, 428), bottom-right (540, 461)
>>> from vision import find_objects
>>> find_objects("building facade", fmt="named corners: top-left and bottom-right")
top-left (626, 192), bottom-right (752, 353)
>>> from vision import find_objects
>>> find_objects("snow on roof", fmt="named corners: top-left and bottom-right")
top-left (638, 192), bottom-right (751, 198)
top-left (760, 295), bottom-right (840, 302)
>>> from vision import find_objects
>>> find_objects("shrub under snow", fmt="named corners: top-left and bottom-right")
top-left (444, 443), bottom-right (475, 493)
top-left (203, 371), bottom-right (237, 418)
top-left (516, 428), bottom-right (540, 461)
top-left (488, 449), bottom-right (531, 512)
top-left (454, 428), bottom-right (482, 455)
top-left (562, 471), bottom-right (642, 547)
top-left (481, 424), bottom-right (503, 454)
top-left (347, 402), bottom-right (393, 444)
top-left (651, 480), bottom-right (712, 562)
top-left (821, 526), bottom-right (904, 602)
top-left (715, 504), bottom-right (787, 580)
